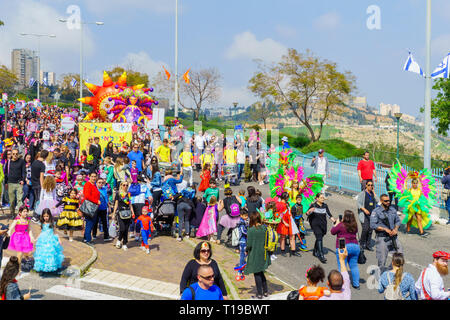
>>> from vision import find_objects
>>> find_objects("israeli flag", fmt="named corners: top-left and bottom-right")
top-left (431, 52), bottom-right (450, 79)
top-left (29, 77), bottom-right (36, 87)
top-left (70, 78), bottom-right (77, 87)
top-left (403, 52), bottom-right (424, 77)
top-left (43, 77), bottom-right (48, 86)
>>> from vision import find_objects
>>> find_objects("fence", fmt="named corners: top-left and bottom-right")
top-left (294, 154), bottom-right (447, 210)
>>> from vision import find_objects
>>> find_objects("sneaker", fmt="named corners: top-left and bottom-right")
top-left (122, 245), bottom-right (128, 251)
top-left (146, 249), bottom-right (150, 254)
top-left (271, 255), bottom-right (277, 260)
top-left (115, 241), bottom-right (122, 249)
top-left (69, 238), bottom-right (73, 242)
top-left (176, 237), bottom-right (182, 242)
top-left (104, 237), bottom-right (112, 242)
top-left (446, 220), bottom-right (450, 225)
top-left (140, 246), bottom-right (146, 251)
top-left (92, 236), bottom-right (97, 240)
top-left (31, 217), bottom-right (39, 224)
top-left (420, 232), bottom-right (429, 238)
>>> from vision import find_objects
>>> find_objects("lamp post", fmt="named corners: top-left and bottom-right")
top-left (233, 102), bottom-right (238, 128)
top-left (174, 0), bottom-right (179, 118)
top-left (394, 113), bottom-right (402, 161)
top-left (424, 0), bottom-right (432, 169)
top-left (19, 33), bottom-right (56, 101)
top-left (58, 19), bottom-right (104, 113)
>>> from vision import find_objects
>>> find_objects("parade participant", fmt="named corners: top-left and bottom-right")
top-left (244, 211), bottom-right (270, 299)
top-left (276, 192), bottom-right (300, 257)
top-left (89, 136), bottom-right (102, 166)
top-left (306, 193), bottom-right (336, 263)
top-left (415, 251), bottom-right (449, 300)
top-left (387, 162), bottom-right (437, 237)
top-left (130, 176), bottom-right (152, 241)
top-left (129, 160), bottom-right (139, 184)
top-left (128, 143), bottom-right (145, 173)
top-left (198, 163), bottom-right (211, 192)
top-left (441, 167), bottom-right (450, 224)
top-left (203, 179), bottom-right (219, 204)
top-left (36, 176), bottom-right (58, 217)
top-left (237, 144), bottom-right (245, 182)
top-left (155, 138), bottom-right (171, 163)
top-left (179, 144), bottom-right (194, 186)
top-left (356, 180), bottom-right (379, 250)
top-left (43, 151), bottom-right (56, 177)
top-left (175, 187), bottom-right (196, 241)
top-left (135, 206), bottom-right (153, 254)
top-left (0, 256), bottom-right (31, 300)
top-left (92, 178), bottom-right (111, 242)
top-left (112, 181), bottom-right (134, 251)
top-left (113, 157), bottom-right (126, 190)
top-left (246, 186), bottom-right (263, 214)
top-left (330, 210), bottom-right (361, 289)
top-left (33, 208), bottom-right (65, 273)
top-left (7, 206), bottom-right (35, 265)
top-left (196, 196), bottom-right (218, 241)
top-left (357, 151), bottom-right (377, 191)
top-left (149, 161), bottom-right (162, 211)
top-left (378, 253), bottom-right (417, 300)
top-left (180, 241), bottom-right (228, 299)
top-left (55, 189), bottom-right (82, 242)
top-left (4, 148), bottom-right (26, 218)
top-left (291, 194), bottom-right (307, 251)
top-left (370, 194), bottom-right (403, 272)
top-left (22, 153), bottom-right (34, 209)
top-left (298, 265), bottom-right (331, 300)
top-left (216, 187), bottom-right (242, 245)
top-left (236, 209), bottom-right (249, 271)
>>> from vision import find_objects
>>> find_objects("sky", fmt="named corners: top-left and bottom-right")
top-left (0, 0), bottom-right (449, 117)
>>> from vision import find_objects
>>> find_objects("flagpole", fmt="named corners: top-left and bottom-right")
top-left (174, 0), bottom-right (179, 118)
top-left (424, 0), bottom-right (431, 169)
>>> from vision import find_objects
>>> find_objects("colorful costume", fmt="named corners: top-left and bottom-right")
top-left (198, 169), bottom-right (211, 192)
top-left (136, 215), bottom-right (154, 250)
top-left (298, 286), bottom-right (327, 300)
top-left (33, 224), bottom-right (64, 272)
top-left (388, 161), bottom-right (436, 231)
top-left (196, 205), bottom-right (218, 238)
top-left (36, 189), bottom-right (59, 217)
top-left (56, 197), bottom-right (82, 230)
top-left (8, 218), bottom-right (34, 253)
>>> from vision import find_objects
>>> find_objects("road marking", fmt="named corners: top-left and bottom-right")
top-left (46, 285), bottom-right (129, 300)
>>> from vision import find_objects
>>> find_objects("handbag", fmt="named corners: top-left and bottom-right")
top-left (119, 209), bottom-right (132, 220)
top-left (442, 188), bottom-right (450, 201)
top-left (108, 221), bottom-right (118, 238)
top-left (356, 232), bottom-right (367, 264)
top-left (2, 236), bottom-right (10, 250)
top-left (80, 199), bottom-right (98, 219)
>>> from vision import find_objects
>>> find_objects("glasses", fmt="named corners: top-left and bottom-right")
top-left (200, 249), bottom-right (210, 254)
top-left (199, 274), bottom-right (215, 281)
top-left (12, 153), bottom-right (18, 156)
top-left (382, 199), bottom-right (391, 203)
top-left (366, 184), bottom-right (373, 186)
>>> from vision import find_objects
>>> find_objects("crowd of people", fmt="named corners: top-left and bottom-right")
top-left (0, 102), bottom-right (448, 301)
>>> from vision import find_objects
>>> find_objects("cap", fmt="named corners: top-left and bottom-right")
top-left (281, 136), bottom-right (288, 142)
top-left (432, 251), bottom-right (449, 260)
top-left (318, 149), bottom-right (324, 153)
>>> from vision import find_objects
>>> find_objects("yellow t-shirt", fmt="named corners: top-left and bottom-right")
top-left (156, 145), bottom-right (171, 163)
top-left (224, 149), bottom-right (237, 164)
top-left (179, 152), bottom-right (193, 167)
top-left (200, 153), bottom-right (215, 167)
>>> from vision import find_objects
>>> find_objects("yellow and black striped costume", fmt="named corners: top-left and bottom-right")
top-left (56, 197), bottom-right (83, 230)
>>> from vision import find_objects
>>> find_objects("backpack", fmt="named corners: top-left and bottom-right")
top-left (128, 183), bottom-right (141, 197)
top-left (264, 225), bottom-right (278, 260)
top-left (231, 227), bottom-right (241, 247)
top-left (181, 187), bottom-right (196, 200)
top-left (384, 272), bottom-right (408, 300)
top-left (161, 182), bottom-right (174, 200)
top-left (230, 203), bottom-right (241, 217)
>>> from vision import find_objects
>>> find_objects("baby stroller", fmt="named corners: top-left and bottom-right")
top-left (153, 199), bottom-right (177, 237)
top-left (223, 164), bottom-right (239, 186)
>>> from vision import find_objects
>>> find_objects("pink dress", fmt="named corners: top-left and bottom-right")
top-left (196, 205), bottom-right (218, 238)
top-left (8, 219), bottom-right (34, 253)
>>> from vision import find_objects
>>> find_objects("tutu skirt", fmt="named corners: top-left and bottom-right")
top-left (36, 199), bottom-right (61, 217)
top-left (219, 215), bottom-right (240, 229)
top-left (8, 231), bottom-right (34, 253)
top-left (33, 225), bottom-right (64, 272)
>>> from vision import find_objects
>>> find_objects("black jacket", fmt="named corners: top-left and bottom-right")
top-left (5, 158), bottom-right (26, 184)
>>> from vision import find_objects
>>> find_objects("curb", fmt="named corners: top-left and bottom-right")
top-left (184, 238), bottom-right (240, 300)
top-left (79, 243), bottom-right (98, 276)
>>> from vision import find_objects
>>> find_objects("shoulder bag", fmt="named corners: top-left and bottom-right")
top-left (119, 209), bottom-right (132, 220)
top-left (356, 232), bottom-right (367, 264)
top-left (79, 199), bottom-right (98, 219)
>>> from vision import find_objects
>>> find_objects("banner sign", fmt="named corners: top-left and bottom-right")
top-left (79, 122), bottom-right (133, 152)
top-left (61, 116), bottom-right (76, 133)
top-left (145, 107), bottom-right (165, 130)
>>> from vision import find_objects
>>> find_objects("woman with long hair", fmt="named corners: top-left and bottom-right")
top-left (113, 157), bottom-right (126, 191)
top-left (36, 176), bottom-right (58, 217)
top-left (150, 161), bottom-right (162, 211)
top-left (22, 153), bottom-right (34, 209)
top-left (112, 181), bottom-right (135, 251)
top-left (378, 253), bottom-right (417, 300)
top-left (44, 151), bottom-right (56, 177)
top-left (330, 210), bottom-right (361, 289)
top-left (246, 186), bottom-right (263, 214)
top-left (0, 256), bottom-right (31, 300)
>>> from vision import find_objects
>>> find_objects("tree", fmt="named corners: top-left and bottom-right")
top-left (425, 78), bottom-right (450, 136)
top-left (248, 48), bottom-right (356, 142)
top-left (0, 20), bottom-right (4, 26)
top-left (0, 65), bottom-right (18, 96)
top-left (153, 67), bottom-right (222, 120)
top-left (248, 101), bottom-right (275, 129)
top-left (105, 66), bottom-right (149, 87)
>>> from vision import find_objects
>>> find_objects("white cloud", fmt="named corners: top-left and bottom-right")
top-left (0, 0), bottom-right (96, 78)
top-left (275, 25), bottom-right (297, 38)
top-left (313, 12), bottom-right (341, 30)
top-left (119, 51), bottom-right (168, 78)
top-left (225, 31), bottom-right (287, 63)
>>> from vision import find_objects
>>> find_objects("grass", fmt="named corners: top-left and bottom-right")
top-left (301, 139), bottom-right (365, 159)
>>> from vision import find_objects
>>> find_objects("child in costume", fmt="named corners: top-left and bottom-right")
top-left (387, 162), bottom-right (436, 237)
top-left (196, 196), bottom-right (218, 240)
top-left (190, 196), bottom-right (206, 237)
top-left (291, 194), bottom-right (307, 251)
top-left (136, 206), bottom-right (154, 254)
top-left (238, 189), bottom-right (246, 209)
top-left (33, 208), bottom-right (65, 273)
top-left (36, 176), bottom-right (59, 217)
top-left (203, 179), bottom-right (219, 204)
top-left (289, 180), bottom-right (300, 202)
top-left (7, 206), bottom-right (35, 265)
top-left (298, 265), bottom-right (331, 300)
top-left (198, 163), bottom-right (211, 192)
top-left (73, 174), bottom-right (85, 199)
top-left (54, 169), bottom-right (69, 216)
top-left (276, 192), bottom-right (301, 257)
top-left (235, 209), bottom-right (249, 278)
top-left (130, 160), bottom-right (139, 184)
top-left (55, 188), bottom-right (82, 242)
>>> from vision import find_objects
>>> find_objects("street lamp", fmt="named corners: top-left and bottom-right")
top-left (233, 102), bottom-right (238, 128)
top-left (394, 112), bottom-right (402, 161)
top-left (58, 19), bottom-right (104, 113)
top-left (19, 33), bottom-right (56, 101)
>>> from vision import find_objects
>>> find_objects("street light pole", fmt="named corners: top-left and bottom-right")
top-left (394, 113), bottom-right (402, 161)
top-left (233, 102), bottom-right (238, 128)
top-left (424, 0), bottom-right (432, 169)
top-left (174, 0), bottom-right (179, 118)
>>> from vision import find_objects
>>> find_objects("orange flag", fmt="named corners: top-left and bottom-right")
top-left (163, 66), bottom-right (171, 80)
top-left (183, 68), bottom-right (191, 84)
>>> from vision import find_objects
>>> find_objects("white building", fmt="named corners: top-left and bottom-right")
top-left (40, 71), bottom-right (56, 86)
top-left (380, 103), bottom-right (401, 116)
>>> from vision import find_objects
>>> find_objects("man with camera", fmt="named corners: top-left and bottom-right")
top-left (370, 194), bottom-right (403, 272)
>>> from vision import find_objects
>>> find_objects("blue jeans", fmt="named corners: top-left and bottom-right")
top-left (446, 197), bottom-right (450, 220)
top-left (336, 243), bottom-right (360, 287)
top-left (22, 184), bottom-right (34, 209)
top-left (237, 164), bottom-right (244, 180)
top-left (84, 213), bottom-right (97, 242)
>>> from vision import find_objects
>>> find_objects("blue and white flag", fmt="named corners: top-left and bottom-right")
top-left (29, 77), bottom-right (36, 87)
top-left (70, 78), bottom-right (77, 87)
top-left (403, 52), bottom-right (424, 77)
top-left (43, 77), bottom-right (48, 86)
top-left (431, 52), bottom-right (450, 79)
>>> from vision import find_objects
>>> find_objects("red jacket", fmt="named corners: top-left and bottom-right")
top-left (83, 181), bottom-right (100, 204)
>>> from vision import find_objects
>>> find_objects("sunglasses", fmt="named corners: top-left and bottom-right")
top-left (200, 249), bottom-right (210, 254)
top-left (382, 199), bottom-right (391, 202)
top-left (366, 184), bottom-right (373, 186)
top-left (199, 274), bottom-right (214, 281)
